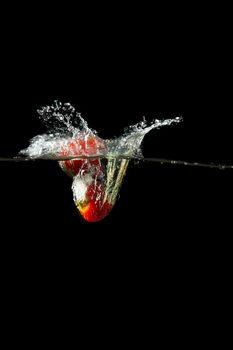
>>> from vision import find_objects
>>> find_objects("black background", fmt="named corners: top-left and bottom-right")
top-left (0, 4), bottom-right (231, 340)
top-left (1, 55), bottom-right (231, 249)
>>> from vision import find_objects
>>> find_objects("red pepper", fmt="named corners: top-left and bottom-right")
top-left (78, 185), bottom-right (113, 222)
top-left (59, 135), bottom-right (113, 222)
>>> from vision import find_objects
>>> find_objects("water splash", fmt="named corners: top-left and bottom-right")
top-left (20, 101), bottom-right (181, 160)
top-left (37, 100), bottom-right (89, 134)
top-left (19, 101), bottom-right (181, 222)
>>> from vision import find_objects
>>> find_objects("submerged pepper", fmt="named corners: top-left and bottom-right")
top-left (59, 135), bottom-right (120, 222)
